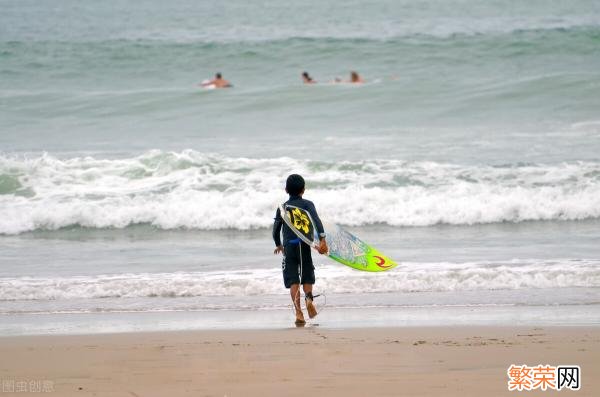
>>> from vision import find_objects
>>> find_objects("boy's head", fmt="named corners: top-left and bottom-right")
top-left (285, 174), bottom-right (305, 196)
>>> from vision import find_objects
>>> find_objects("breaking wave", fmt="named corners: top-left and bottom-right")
top-left (1, 150), bottom-right (599, 234)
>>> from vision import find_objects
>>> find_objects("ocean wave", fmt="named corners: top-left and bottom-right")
top-left (3, 14), bottom-right (599, 43)
top-left (0, 259), bottom-right (598, 302)
top-left (1, 151), bottom-right (599, 234)
top-left (3, 24), bottom-right (600, 51)
top-left (116, 21), bottom-right (600, 43)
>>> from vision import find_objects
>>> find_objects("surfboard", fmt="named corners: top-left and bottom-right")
top-left (200, 79), bottom-right (217, 90)
top-left (279, 204), bottom-right (398, 272)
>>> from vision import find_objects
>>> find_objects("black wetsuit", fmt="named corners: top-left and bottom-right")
top-left (273, 195), bottom-right (325, 288)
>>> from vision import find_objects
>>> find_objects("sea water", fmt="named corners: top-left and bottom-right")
top-left (1, 0), bottom-right (599, 334)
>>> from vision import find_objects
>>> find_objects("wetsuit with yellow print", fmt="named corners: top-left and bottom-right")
top-left (272, 195), bottom-right (326, 288)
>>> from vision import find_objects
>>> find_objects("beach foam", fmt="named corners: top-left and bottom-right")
top-left (0, 259), bottom-right (598, 304)
top-left (1, 151), bottom-right (599, 234)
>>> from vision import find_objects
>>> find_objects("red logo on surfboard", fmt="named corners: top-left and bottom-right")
top-left (374, 255), bottom-right (392, 269)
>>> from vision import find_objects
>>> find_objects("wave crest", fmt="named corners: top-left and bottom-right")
top-left (1, 151), bottom-right (599, 234)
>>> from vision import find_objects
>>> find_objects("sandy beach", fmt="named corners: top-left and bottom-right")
top-left (2, 1), bottom-right (599, 396)
top-left (1, 326), bottom-right (597, 396)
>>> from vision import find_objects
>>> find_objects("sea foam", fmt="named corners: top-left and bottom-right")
top-left (1, 151), bottom-right (599, 234)
top-left (0, 259), bottom-right (598, 303)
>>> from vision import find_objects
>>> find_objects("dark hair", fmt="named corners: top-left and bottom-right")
top-left (216, 72), bottom-right (222, 79)
top-left (302, 71), bottom-right (309, 78)
top-left (286, 174), bottom-right (305, 196)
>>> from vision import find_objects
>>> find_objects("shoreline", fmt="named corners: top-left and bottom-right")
top-left (1, 304), bottom-right (599, 336)
top-left (0, 326), bottom-right (597, 396)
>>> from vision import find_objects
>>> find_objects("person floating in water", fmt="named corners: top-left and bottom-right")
top-left (349, 70), bottom-right (364, 83)
top-left (200, 73), bottom-right (232, 88)
top-left (302, 71), bottom-right (316, 84)
top-left (273, 174), bottom-right (328, 326)
top-left (332, 71), bottom-right (364, 84)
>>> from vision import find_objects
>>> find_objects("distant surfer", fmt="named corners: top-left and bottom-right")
top-left (273, 174), bottom-right (328, 326)
top-left (331, 71), bottom-right (364, 84)
top-left (349, 71), bottom-right (364, 83)
top-left (200, 72), bottom-right (232, 89)
top-left (302, 71), bottom-right (316, 84)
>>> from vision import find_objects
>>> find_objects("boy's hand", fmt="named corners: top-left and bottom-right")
top-left (317, 239), bottom-right (328, 255)
top-left (274, 245), bottom-right (284, 255)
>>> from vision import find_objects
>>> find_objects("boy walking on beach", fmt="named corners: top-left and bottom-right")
top-left (273, 174), bottom-right (328, 325)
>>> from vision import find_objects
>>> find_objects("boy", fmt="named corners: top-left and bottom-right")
top-left (273, 174), bottom-right (328, 325)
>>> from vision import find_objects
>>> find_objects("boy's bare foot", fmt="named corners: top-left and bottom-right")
top-left (295, 310), bottom-right (306, 326)
top-left (306, 298), bottom-right (318, 319)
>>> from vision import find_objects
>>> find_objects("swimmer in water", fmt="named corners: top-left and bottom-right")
top-left (201, 73), bottom-right (232, 88)
top-left (331, 71), bottom-right (363, 84)
top-left (302, 71), bottom-right (316, 84)
top-left (349, 71), bottom-right (364, 84)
